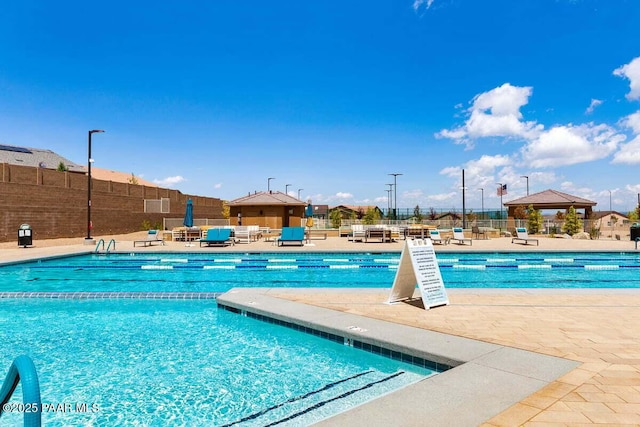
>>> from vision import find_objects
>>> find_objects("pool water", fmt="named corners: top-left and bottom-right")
top-left (1, 252), bottom-right (639, 292)
top-left (0, 299), bottom-right (433, 426)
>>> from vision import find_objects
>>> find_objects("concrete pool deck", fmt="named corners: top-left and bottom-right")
top-left (2, 232), bottom-right (640, 425)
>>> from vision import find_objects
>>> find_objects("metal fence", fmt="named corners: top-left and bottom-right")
top-left (163, 218), bottom-right (229, 230)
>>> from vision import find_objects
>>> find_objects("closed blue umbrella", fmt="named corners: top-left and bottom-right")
top-left (305, 201), bottom-right (314, 228)
top-left (183, 198), bottom-right (194, 228)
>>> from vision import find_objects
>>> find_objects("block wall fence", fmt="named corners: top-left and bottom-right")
top-left (0, 163), bottom-right (224, 243)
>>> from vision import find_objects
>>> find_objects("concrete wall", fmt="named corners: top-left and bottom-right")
top-left (0, 163), bottom-right (224, 242)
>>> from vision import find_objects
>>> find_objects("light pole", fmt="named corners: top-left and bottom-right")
top-left (297, 188), bottom-right (303, 199)
top-left (461, 169), bottom-right (467, 229)
top-left (496, 182), bottom-right (504, 223)
top-left (386, 183), bottom-right (393, 218)
top-left (479, 188), bottom-right (484, 222)
top-left (267, 177), bottom-right (275, 192)
top-left (521, 175), bottom-right (529, 196)
top-left (385, 189), bottom-right (392, 219)
top-left (388, 173), bottom-right (402, 221)
top-left (285, 183), bottom-right (291, 195)
top-left (86, 129), bottom-right (105, 242)
top-left (609, 190), bottom-right (613, 239)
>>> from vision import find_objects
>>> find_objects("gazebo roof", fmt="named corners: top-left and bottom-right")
top-left (504, 189), bottom-right (597, 209)
top-left (228, 191), bottom-right (306, 206)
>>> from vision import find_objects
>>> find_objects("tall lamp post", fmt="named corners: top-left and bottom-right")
top-left (285, 183), bottom-right (291, 195)
top-left (267, 177), bottom-right (275, 192)
top-left (297, 188), bottom-right (303, 199)
top-left (521, 175), bottom-right (529, 196)
top-left (388, 173), bottom-right (402, 221)
top-left (496, 182), bottom-right (504, 223)
top-left (386, 183), bottom-right (393, 219)
top-left (86, 129), bottom-right (105, 242)
top-left (609, 190), bottom-right (613, 239)
top-left (479, 188), bottom-right (484, 222)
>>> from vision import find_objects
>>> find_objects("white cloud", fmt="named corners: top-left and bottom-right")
top-left (621, 111), bottom-right (640, 134)
top-left (428, 192), bottom-right (457, 202)
top-left (436, 83), bottom-right (542, 148)
top-left (614, 56), bottom-right (640, 101)
top-left (521, 123), bottom-right (624, 168)
top-left (153, 175), bottom-right (185, 187)
top-left (439, 166), bottom-right (461, 178)
top-left (612, 135), bottom-right (640, 164)
top-left (585, 98), bottom-right (603, 114)
top-left (335, 192), bottom-right (353, 199)
top-left (413, 0), bottom-right (434, 12)
top-left (213, 183), bottom-right (222, 189)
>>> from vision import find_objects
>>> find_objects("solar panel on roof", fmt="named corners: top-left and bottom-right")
top-left (0, 145), bottom-right (32, 154)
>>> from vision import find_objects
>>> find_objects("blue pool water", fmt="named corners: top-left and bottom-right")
top-left (0, 299), bottom-right (434, 426)
top-left (1, 251), bottom-right (639, 292)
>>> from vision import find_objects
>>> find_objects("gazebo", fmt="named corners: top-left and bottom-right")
top-left (503, 189), bottom-right (597, 230)
top-left (228, 191), bottom-right (307, 229)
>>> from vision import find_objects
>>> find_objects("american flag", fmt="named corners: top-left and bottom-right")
top-left (497, 184), bottom-right (507, 196)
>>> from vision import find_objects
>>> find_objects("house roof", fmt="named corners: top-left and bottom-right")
top-left (0, 143), bottom-right (84, 172)
top-left (79, 167), bottom-right (157, 187)
top-left (228, 191), bottom-right (306, 206)
top-left (504, 189), bottom-right (597, 208)
top-left (333, 205), bottom-right (381, 212)
top-left (589, 210), bottom-right (629, 220)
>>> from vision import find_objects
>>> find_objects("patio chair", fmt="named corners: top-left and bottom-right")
top-left (277, 227), bottom-right (305, 246)
top-left (134, 230), bottom-right (165, 247)
top-left (428, 229), bottom-right (449, 245)
top-left (199, 228), bottom-right (234, 247)
top-left (234, 226), bottom-right (251, 244)
top-left (350, 224), bottom-right (366, 242)
top-left (451, 227), bottom-right (472, 245)
top-left (472, 225), bottom-right (488, 240)
top-left (511, 227), bottom-right (539, 246)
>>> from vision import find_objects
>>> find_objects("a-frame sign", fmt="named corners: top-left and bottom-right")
top-left (387, 239), bottom-right (449, 309)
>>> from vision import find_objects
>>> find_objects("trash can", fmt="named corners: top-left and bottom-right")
top-left (18, 224), bottom-right (32, 247)
top-left (631, 223), bottom-right (640, 241)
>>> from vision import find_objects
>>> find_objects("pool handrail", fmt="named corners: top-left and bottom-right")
top-left (94, 239), bottom-right (105, 253)
top-left (0, 355), bottom-right (42, 427)
top-left (106, 239), bottom-right (116, 253)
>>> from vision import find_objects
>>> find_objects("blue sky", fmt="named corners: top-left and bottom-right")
top-left (1, 0), bottom-right (639, 212)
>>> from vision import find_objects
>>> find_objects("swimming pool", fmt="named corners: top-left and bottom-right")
top-left (0, 299), bottom-right (435, 426)
top-left (1, 251), bottom-right (639, 292)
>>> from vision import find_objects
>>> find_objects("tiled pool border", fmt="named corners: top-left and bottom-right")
top-left (219, 303), bottom-right (451, 373)
top-left (217, 288), bottom-right (580, 427)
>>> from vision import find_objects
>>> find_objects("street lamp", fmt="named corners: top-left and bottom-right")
top-left (609, 190), bottom-right (613, 239)
top-left (267, 177), bottom-right (275, 192)
top-left (388, 173), bottom-right (402, 221)
top-left (479, 188), bottom-right (484, 222)
top-left (496, 182), bottom-right (504, 222)
top-left (86, 129), bottom-right (105, 242)
top-left (285, 183), bottom-right (291, 195)
top-left (386, 183), bottom-right (393, 218)
top-left (297, 188), bottom-right (304, 199)
top-left (521, 175), bottom-right (529, 196)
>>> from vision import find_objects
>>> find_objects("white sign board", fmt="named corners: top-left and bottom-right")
top-left (387, 239), bottom-right (449, 309)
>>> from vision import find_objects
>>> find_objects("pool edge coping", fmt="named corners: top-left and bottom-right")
top-left (217, 288), bottom-right (580, 427)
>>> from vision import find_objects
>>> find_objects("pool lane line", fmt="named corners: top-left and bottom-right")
top-left (219, 370), bottom-right (375, 427)
top-left (0, 292), bottom-right (221, 299)
top-left (264, 371), bottom-right (405, 427)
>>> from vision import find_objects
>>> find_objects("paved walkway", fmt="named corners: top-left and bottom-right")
top-left (2, 232), bottom-right (640, 425)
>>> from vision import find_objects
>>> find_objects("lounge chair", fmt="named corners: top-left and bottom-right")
top-left (199, 228), bottom-right (234, 247)
top-left (134, 230), bottom-right (165, 247)
top-left (277, 227), bottom-right (305, 246)
top-left (234, 226), bottom-right (251, 244)
top-left (512, 227), bottom-right (539, 246)
top-left (451, 227), bottom-right (472, 245)
top-left (429, 229), bottom-right (449, 245)
top-left (350, 224), bottom-right (366, 242)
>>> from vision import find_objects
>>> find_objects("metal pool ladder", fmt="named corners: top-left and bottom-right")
top-left (94, 239), bottom-right (116, 253)
top-left (0, 355), bottom-right (41, 427)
